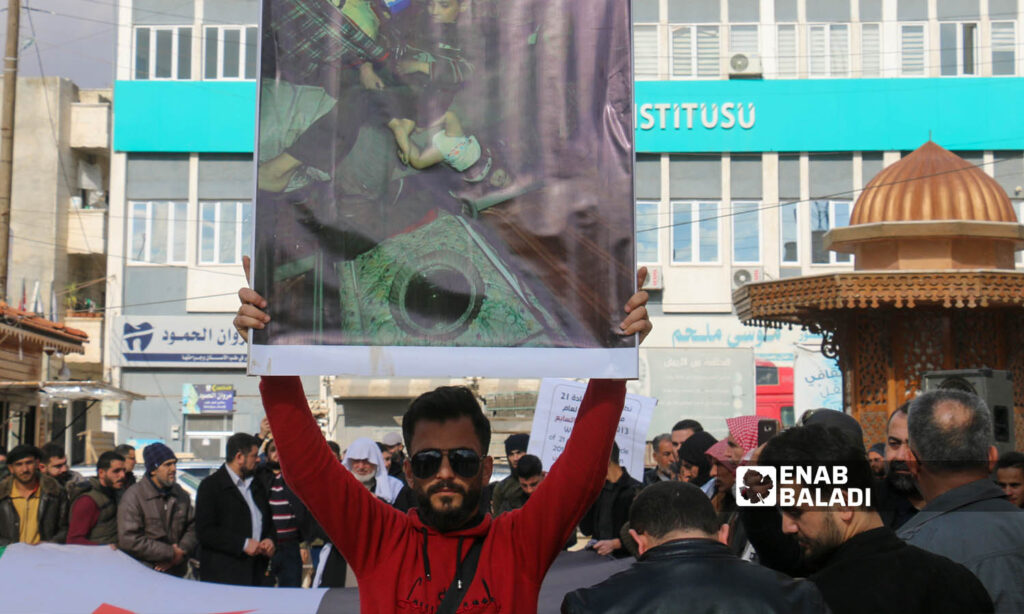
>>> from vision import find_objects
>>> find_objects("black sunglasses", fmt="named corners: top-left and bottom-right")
top-left (410, 448), bottom-right (482, 479)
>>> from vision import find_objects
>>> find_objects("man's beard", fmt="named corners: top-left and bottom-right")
top-left (798, 514), bottom-right (844, 569)
top-left (886, 460), bottom-right (920, 498)
top-left (354, 470), bottom-right (376, 485)
top-left (416, 479), bottom-right (482, 532)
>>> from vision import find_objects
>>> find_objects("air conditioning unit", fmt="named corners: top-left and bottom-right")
top-left (725, 53), bottom-right (763, 78)
top-left (641, 265), bottom-right (664, 290)
top-left (922, 369), bottom-right (1016, 455)
top-left (731, 267), bottom-right (763, 290)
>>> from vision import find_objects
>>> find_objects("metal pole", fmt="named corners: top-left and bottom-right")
top-left (0, 0), bottom-right (20, 302)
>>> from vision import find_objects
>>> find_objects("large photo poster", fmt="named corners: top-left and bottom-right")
top-left (249, 0), bottom-right (636, 377)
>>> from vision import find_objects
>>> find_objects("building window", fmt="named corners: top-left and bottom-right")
top-left (636, 201), bottom-right (660, 264)
top-left (992, 21), bottom-right (1017, 76)
top-left (940, 22), bottom-right (978, 76)
top-left (1015, 201), bottom-right (1024, 266)
top-left (729, 24), bottom-right (759, 56)
top-left (900, 23), bottom-right (926, 76)
top-left (780, 201), bottom-right (799, 263)
top-left (732, 201), bottom-right (761, 263)
top-left (199, 201), bottom-right (253, 265)
top-left (134, 26), bottom-right (192, 80)
top-left (671, 25), bottom-right (721, 78)
top-left (671, 201), bottom-right (719, 263)
top-left (634, 25), bottom-right (659, 80)
top-left (808, 24), bottom-right (850, 77)
top-left (810, 200), bottom-right (852, 264)
top-left (777, 24), bottom-right (798, 77)
top-left (861, 23), bottom-right (882, 77)
top-left (129, 201), bottom-right (188, 264)
top-left (204, 25), bottom-right (259, 80)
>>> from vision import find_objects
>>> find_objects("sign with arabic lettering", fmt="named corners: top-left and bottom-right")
top-left (113, 316), bottom-right (247, 368)
top-left (182, 384), bottom-right (235, 414)
top-left (628, 348), bottom-right (756, 440)
top-left (528, 379), bottom-right (655, 480)
top-left (793, 344), bottom-right (842, 415)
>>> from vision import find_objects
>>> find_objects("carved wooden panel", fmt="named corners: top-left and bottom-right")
top-left (850, 315), bottom-right (890, 407)
top-left (1016, 409), bottom-right (1024, 452)
top-left (952, 311), bottom-right (1002, 370)
top-left (859, 409), bottom-right (889, 449)
top-left (898, 314), bottom-right (947, 403)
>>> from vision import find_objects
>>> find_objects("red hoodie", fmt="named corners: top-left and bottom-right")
top-left (260, 376), bottom-right (626, 613)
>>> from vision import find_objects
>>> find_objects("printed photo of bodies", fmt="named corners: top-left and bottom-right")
top-left (252, 0), bottom-right (634, 353)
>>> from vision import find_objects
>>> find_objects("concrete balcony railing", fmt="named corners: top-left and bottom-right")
top-left (67, 208), bottom-right (106, 255)
top-left (64, 314), bottom-right (102, 365)
top-left (70, 102), bottom-right (110, 151)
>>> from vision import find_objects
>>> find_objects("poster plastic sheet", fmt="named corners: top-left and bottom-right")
top-left (249, 0), bottom-right (636, 377)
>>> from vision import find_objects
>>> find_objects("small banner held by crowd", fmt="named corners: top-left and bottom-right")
top-left (528, 379), bottom-right (655, 480)
top-left (794, 344), bottom-right (842, 416)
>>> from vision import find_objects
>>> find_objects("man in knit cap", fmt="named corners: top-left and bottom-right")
top-left (117, 443), bottom-right (196, 576)
top-left (491, 433), bottom-right (529, 515)
top-left (382, 432), bottom-right (406, 478)
top-left (675, 431), bottom-right (717, 487)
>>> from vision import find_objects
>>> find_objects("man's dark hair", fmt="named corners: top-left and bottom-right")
top-left (888, 401), bottom-right (910, 427)
top-left (908, 389), bottom-right (993, 475)
top-left (114, 444), bottom-right (135, 459)
top-left (6, 444), bottom-right (41, 465)
top-left (672, 419), bottom-right (703, 433)
top-left (377, 441), bottom-right (389, 453)
top-left (402, 386), bottom-right (490, 452)
top-left (327, 441), bottom-right (341, 458)
top-left (610, 441), bottom-right (620, 466)
top-left (996, 451), bottom-right (1024, 472)
top-left (517, 454), bottom-right (543, 479)
top-left (97, 451), bottom-right (125, 471)
top-left (630, 481), bottom-right (720, 538)
top-left (40, 442), bottom-right (66, 463)
top-left (226, 432), bottom-right (260, 462)
top-left (760, 425), bottom-right (875, 507)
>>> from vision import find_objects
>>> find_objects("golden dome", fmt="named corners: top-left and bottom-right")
top-left (851, 141), bottom-right (1017, 226)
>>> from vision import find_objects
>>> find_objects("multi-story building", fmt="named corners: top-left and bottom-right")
top-left (0, 76), bottom-right (111, 456)
top-left (630, 0), bottom-right (1024, 434)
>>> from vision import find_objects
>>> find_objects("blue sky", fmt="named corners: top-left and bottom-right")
top-left (1, 0), bottom-right (117, 88)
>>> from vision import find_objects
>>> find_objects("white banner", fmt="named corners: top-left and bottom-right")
top-left (793, 344), bottom-right (843, 415)
top-left (527, 379), bottom-right (655, 480)
top-left (113, 316), bottom-right (247, 368)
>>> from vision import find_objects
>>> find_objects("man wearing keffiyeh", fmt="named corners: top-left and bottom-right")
top-left (704, 416), bottom-right (761, 557)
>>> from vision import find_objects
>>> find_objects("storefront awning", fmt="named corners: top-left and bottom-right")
top-left (0, 380), bottom-right (146, 407)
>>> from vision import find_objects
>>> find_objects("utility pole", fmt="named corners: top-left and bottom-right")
top-left (0, 0), bottom-right (20, 302)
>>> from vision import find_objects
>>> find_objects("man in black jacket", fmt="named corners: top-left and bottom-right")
top-left (562, 481), bottom-right (826, 613)
top-left (0, 445), bottom-right (68, 545)
top-left (759, 424), bottom-right (994, 614)
top-left (579, 442), bottom-right (640, 558)
top-left (196, 433), bottom-right (276, 585)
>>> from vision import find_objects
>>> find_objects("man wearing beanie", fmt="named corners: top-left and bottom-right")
top-left (491, 433), bottom-right (529, 515)
top-left (117, 442), bottom-right (197, 577)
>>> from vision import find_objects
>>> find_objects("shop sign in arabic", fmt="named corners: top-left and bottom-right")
top-left (114, 316), bottom-right (247, 368)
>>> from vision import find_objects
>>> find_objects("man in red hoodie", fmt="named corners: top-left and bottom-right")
top-left (234, 262), bottom-right (651, 612)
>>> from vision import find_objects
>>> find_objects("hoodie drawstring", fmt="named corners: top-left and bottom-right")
top-left (421, 527), bottom-right (432, 581)
top-left (455, 537), bottom-right (466, 590)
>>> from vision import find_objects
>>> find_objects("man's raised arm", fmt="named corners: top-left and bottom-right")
top-left (509, 378), bottom-right (627, 579)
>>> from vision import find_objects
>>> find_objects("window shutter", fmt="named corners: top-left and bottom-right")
top-left (992, 21), bottom-right (1016, 76)
top-left (777, 24), bottom-right (798, 77)
top-left (901, 24), bottom-right (926, 75)
top-left (829, 25), bottom-right (850, 76)
top-left (808, 25), bottom-right (827, 76)
top-left (672, 27), bottom-right (693, 77)
top-left (633, 25), bottom-right (659, 79)
top-left (696, 25), bottom-right (721, 76)
top-left (861, 23), bottom-right (881, 76)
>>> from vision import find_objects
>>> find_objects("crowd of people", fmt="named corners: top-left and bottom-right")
top-left (0, 263), bottom-right (1022, 613)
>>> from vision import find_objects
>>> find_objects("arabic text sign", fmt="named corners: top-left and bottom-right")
top-left (528, 379), bottom-right (655, 480)
top-left (794, 345), bottom-right (843, 414)
top-left (182, 384), bottom-right (236, 414)
top-left (630, 348), bottom-right (755, 439)
top-left (113, 316), bottom-right (247, 368)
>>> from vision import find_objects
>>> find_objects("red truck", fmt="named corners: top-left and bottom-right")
top-left (755, 360), bottom-right (795, 427)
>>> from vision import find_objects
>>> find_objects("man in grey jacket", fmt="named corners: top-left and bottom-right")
top-left (117, 443), bottom-right (197, 577)
top-left (898, 389), bottom-right (1024, 612)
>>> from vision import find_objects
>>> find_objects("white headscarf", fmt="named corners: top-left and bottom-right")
top-left (343, 437), bottom-right (406, 504)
